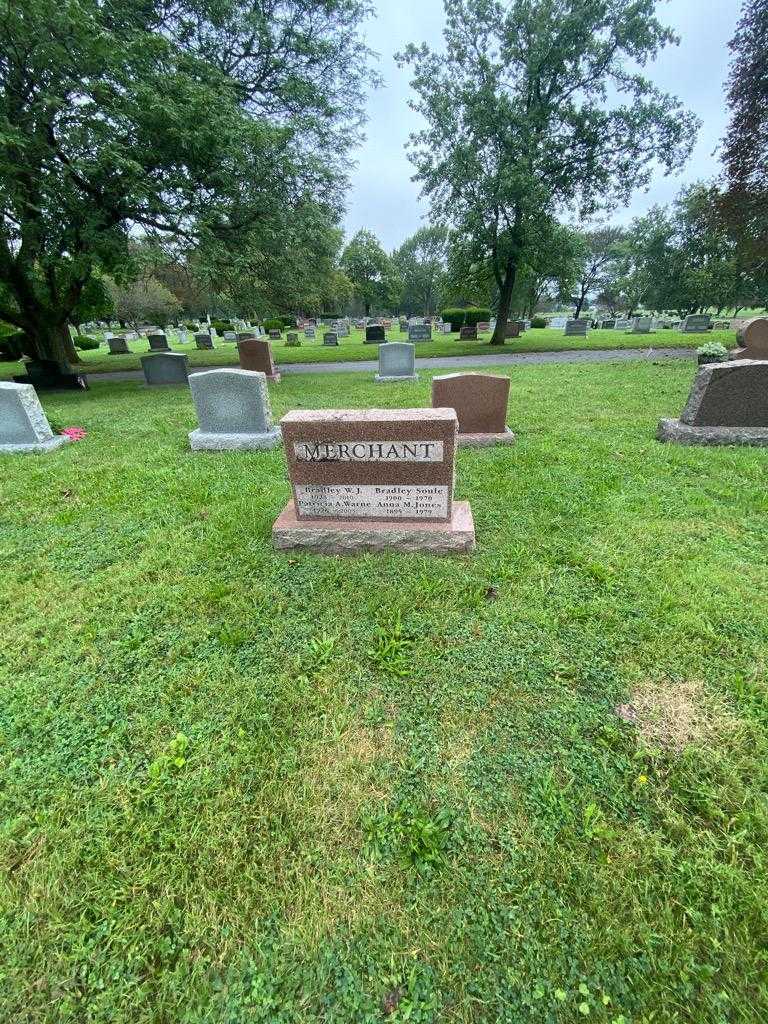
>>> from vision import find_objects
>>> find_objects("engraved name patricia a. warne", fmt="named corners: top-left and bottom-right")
top-left (294, 440), bottom-right (444, 462)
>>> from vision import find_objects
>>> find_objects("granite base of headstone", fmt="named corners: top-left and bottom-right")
top-left (0, 382), bottom-right (71, 454)
top-left (188, 369), bottom-right (282, 451)
top-left (140, 352), bottom-right (189, 385)
top-left (237, 338), bottom-right (280, 381)
top-left (375, 342), bottom-right (419, 383)
top-left (13, 359), bottom-right (88, 391)
top-left (431, 372), bottom-right (515, 447)
top-left (273, 408), bottom-right (474, 554)
top-left (657, 359), bottom-right (768, 446)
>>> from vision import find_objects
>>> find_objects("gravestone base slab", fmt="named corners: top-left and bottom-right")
top-left (657, 419), bottom-right (768, 446)
top-left (0, 434), bottom-right (70, 455)
top-left (272, 500), bottom-right (475, 555)
top-left (266, 373), bottom-right (281, 383)
top-left (189, 427), bottom-right (282, 451)
top-left (456, 426), bottom-right (516, 448)
top-left (374, 373), bottom-right (420, 383)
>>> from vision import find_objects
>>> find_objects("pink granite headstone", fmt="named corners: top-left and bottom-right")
top-left (431, 372), bottom-right (515, 447)
top-left (272, 408), bottom-right (475, 554)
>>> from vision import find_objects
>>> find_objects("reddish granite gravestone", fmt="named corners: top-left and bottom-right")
top-left (505, 321), bottom-right (521, 339)
top-left (459, 325), bottom-right (477, 340)
top-left (237, 338), bottom-right (280, 382)
top-left (733, 317), bottom-right (768, 360)
top-left (431, 373), bottom-right (515, 447)
top-left (272, 408), bottom-right (475, 554)
top-left (657, 359), bottom-right (768, 445)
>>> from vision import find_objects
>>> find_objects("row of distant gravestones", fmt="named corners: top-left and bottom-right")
top-left (3, 319), bottom-right (768, 456)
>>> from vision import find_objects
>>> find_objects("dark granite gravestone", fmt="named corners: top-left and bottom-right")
top-left (459, 326), bottom-right (477, 340)
top-left (323, 332), bottom-right (339, 346)
top-left (269, 329), bottom-right (282, 340)
top-left (195, 333), bottom-right (214, 350)
top-left (108, 336), bottom-right (130, 355)
top-left (365, 325), bottom-right (386, 344)
top-left (408, 324), bottom-right (432, 342)
top-left (148, 333), bottom-right (171, 351)
top-left (658, 360), bottom-right (768, 445)
top-left (505, 321), bottom-right (521, 339)
top-left (140, 352), bottom-right (189, 385)
top-left (681, 314), bottom-right (712, 334)
top-left (564, 319), bottom-right (588, 337)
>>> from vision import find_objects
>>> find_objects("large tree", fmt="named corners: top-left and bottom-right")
top-left (572, 226), bottom-right (625, 317)
top-left (340, 229), bottom-right (391, 316)
top-left (398, 0), bottom-right (698, 345)
top-left (391, 225), bottom-right (449, 314)
top-left (719, 0), bottom-right (768, 281)
top-left (0, 0), bottom-right (374, 369)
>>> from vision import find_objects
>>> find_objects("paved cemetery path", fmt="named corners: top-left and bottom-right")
top-left (88, 345), bottom-right (698, 382)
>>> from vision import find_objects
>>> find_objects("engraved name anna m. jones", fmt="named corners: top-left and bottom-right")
top-left (294, 440), bottom-right (444, 463)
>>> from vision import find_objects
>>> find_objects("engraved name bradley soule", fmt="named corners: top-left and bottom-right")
top-left (294, 440), bottom-right (444, 463)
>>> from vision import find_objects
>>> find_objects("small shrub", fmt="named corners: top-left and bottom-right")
top-left (74, 334), bottom-right (100, 350)
top-left (280, 315), bottom-right (297, 329)
top-left (0, 331), bottom-right (26, 360)
top-left (531, 316), bottom-right (547, 328)
top-left (211, 320), bottom-right (232, 334)
top-left (441, 307), bottom-right (466, 330)
top-left (463, 307), bottom-right (491, 326)
top-left (696, 341), bottom-right (728, 361)
top-left (263, 317), bottom-right (283, 333)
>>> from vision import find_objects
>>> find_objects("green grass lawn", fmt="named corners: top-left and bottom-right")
top-left (1, 360), bottom-right (767, 1023)
top-left (0, 326), bottom-right (736, 380)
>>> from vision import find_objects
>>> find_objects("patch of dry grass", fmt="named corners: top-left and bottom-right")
top-left (617, 678), bottom-right (738, 752)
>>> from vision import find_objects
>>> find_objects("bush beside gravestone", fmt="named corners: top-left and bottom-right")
top-left (0, 331), bottom-right (26, 361)
top-left (464, 307), bottom-right (491, 327)
top-left (530, 317), bottom-right (547, 328)
top-left (441, 308), bottom-right (466, 331)
top-left (263, 317), bottom-right (283, 333)
top-left (74, 335), bottom-right (100, 350)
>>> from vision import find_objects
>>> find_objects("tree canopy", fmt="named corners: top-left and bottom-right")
top-left (398, 0), bottom-right (698, 344)
top-left (0, 0), bottom-right (375, 365)
top-left (340, 230), bottom-right (391, 316)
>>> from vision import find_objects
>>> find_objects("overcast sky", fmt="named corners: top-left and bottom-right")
top-left (343, 0), bottom-right (742, 251)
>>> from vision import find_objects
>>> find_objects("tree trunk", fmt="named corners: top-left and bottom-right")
top-left (20, 319), bottom-right (80, 367)
top-left (490, 261), bottom-right (517, 346)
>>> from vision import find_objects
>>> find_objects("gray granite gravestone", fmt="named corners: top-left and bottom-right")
top-left (681, 314), bottom-right (712, 334)
top-left (564, 319), bottom-right (588, 337)
top-left (148, 333), bottom-right (170, 351)
top-left (140, 352), bottom-right (189, 385)
top-left (408, 324), bottom-right (432, 342)
top-left (375, 342), bottom-right (419, 383)
top-left (658, 360), bottom-right (768, 445)
top-left (304, 326), bottom-right (316, 339)
top-left (285, 333), bottom-right (301, 347)
top-left (268, 329), bottom-right (282, 340)
top-left (108, 336), bottom-right (130, 355)
top-left (323, 331), bottom-right (339, 346)
top-left (440, 323), bottom-right (452, 334)
top-left (223, 331), bottom-right (237, 341)
top-left (365, 325), bottom-right (386, 343)
top-left (0, 382), bottom-right (70, 454)
top-left (189, 369), bottom-right (281, 450)
top-left (601, 319), bottom-right (616, 330)
top-left (195, 333), bottom-right (214, 350)
top-left (627, 317), bottom-right (653, 334)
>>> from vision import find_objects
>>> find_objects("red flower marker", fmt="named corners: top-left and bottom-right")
top-left (60, 427), bottom-right (87, 442)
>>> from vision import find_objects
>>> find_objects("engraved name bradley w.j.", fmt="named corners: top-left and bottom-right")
top-left (294, 440), bottom-right (444, 462)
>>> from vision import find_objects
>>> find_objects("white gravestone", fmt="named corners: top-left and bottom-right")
top-left (0, 382), bottom-right (70, 454)
top-left (189, 369), bottom-right (281, 451)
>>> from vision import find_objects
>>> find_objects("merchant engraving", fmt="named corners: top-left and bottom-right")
top-left (294, 440), bottom-right (444, 462)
